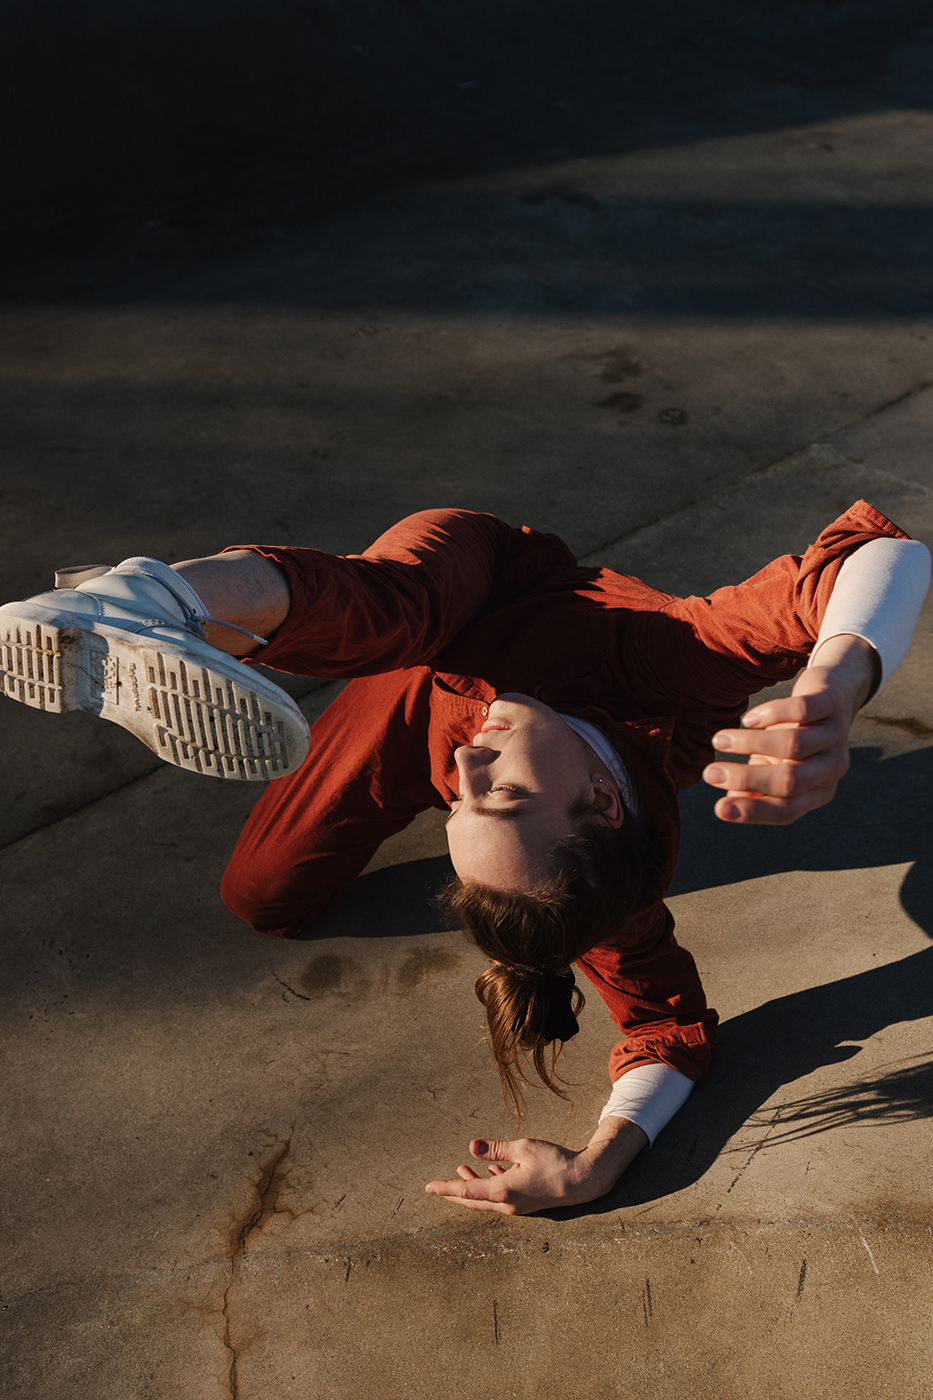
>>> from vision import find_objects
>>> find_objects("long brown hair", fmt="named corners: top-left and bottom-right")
top-left (443, 799), bottom-right (652, 1116)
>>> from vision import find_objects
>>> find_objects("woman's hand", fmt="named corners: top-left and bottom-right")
top-left (424, 1118), bottom-right (647, 1215)
top-left (703, 633), bottom-right (879, 825)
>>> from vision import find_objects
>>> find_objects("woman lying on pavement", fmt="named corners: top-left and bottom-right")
top-left (1, 501), bottom-right (928, 1215)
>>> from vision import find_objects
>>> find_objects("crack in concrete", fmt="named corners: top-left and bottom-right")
top-left (796, 1257), bottom-right (808, 1298)
top-left (220, 1135), bottom-right (297, 1399)
top-left (726, 1106), bottom-right (784, 1196)
top-left (274, 973), bottom-right (312, 1002)
top-left (220, 1284), bottom-right (240, 1400)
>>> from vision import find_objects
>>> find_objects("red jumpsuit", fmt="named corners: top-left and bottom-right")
top-left (221, 501), bottom-right (908, 1086)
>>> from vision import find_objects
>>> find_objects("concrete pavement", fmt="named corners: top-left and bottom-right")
top-left (3, 5), bottom-right (933, 1396)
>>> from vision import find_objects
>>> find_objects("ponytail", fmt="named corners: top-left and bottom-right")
top-left (443, 807), bottom-right (655, 1116)
top-left (474, 961), bottom-right (585, 1116)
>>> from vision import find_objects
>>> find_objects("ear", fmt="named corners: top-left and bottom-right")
top-left (589, 775), bottom-right (625, 828)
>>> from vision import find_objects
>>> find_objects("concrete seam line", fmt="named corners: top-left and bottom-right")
top-left (4, 1214), bottom-right (929, 1309)
top-left (0, 676), bottom-right (331, 853)
top-left (580, 377), bottom-right (933, 564)
top-left (0, 762), bottom-right (163, 854)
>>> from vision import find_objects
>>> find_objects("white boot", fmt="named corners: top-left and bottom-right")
top-left (0, 558), bottom-right (310, 781)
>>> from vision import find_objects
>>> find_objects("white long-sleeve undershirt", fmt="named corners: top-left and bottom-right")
top-left (808, 537), bottom-right (930, 689)
top-left (598, 1062), bottom-right (695, 1146)
top-left (597, 533), bottom-right (930, 1147)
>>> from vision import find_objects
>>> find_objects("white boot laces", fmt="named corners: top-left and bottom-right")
top-left (113, 560), bottom-right (269, 648)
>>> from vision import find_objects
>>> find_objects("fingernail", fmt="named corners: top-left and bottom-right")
top-left (741, 712), bottom-right (762, 728)
top-left (712, 733), bottom-right (733, 750)
top-left (705, 766), bottom-right (727, 784)
top-left (720, 802), bottom-right (739, 820)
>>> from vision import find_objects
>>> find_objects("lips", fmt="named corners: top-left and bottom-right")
top-left (481, 719), bottom-right (512, 733)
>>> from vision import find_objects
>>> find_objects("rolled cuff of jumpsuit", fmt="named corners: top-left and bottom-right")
top-left (598, 1062), bottom-right (695, 1147)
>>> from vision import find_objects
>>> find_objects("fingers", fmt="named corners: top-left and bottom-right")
top-left (423, 1177), bottom-right (517, 1215)
top-left (711, 724), bottom-right (842, 763)
top-left (741, 687), bottom-right (836, 732)
top-left (431, 1195), bottom-right (516, 1214)
top-left (704, 748), bottom-right (849, 800)
top-left (425, 1177), bottom-right (483, 1198)
top-left (711, 712), bottom-right (847, 765)
top-left (425, 1138), bottom-right (524, 1214)
top-left (470, 1138), bottom-right (519, 1164)
top-left (713, 784), bottom-right (837, 825)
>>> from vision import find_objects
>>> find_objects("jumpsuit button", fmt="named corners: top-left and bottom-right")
top-left (481, 705), bottom-right (488, 716)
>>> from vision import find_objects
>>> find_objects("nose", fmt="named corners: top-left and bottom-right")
top-left (453, 743), bottom-right (492, 797)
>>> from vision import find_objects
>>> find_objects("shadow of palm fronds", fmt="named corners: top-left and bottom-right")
top-left (739, 1054), bottom-right (933, 1148)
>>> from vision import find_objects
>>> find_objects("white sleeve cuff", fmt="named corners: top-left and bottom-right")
top-left (598, 1063), bottom-right (695, 1147)
top-left (809, 537), bottom-right (930, 691)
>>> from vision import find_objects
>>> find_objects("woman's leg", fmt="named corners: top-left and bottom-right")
top-left (221, 666), bottom-right (439, 936)
top-left (172, 551), bottom-right (291, 656)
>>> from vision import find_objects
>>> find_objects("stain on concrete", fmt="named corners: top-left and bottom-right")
top-left (299, 953), bottom-right (356, 996)
top-left (597, 391), bottom-right (644, 412)
top-left (597, 348), bottom-right (644, 383)
top-left (868, 715), bottom-right (933, 740)
top-left (396, 944), bottom-right (460, 991)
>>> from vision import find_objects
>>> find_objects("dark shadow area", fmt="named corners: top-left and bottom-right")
top-left (3, 0), bottom-right (932, 295)
top-left (670, 742), bottom-right (933, 938)
top-left (20, 195), bottom-right (933, 319)
top-left (295, 853), bottom-right (454, 940)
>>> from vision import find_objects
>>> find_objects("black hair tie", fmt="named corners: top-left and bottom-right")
top-left (539, 972), bottom-right (580, 1042)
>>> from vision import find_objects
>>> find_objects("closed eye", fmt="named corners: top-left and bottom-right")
top-left (447, 784), bottom-right (529, 816)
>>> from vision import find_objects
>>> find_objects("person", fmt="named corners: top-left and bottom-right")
top-left (1, 501), bottom-right (928, 1215)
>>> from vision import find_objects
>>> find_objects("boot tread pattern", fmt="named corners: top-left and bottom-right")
top-left (1, 614), bottom-right (302, 780)
top-left (144, 651), bottom-right (292, 779)
top-left (1, 621), bottom-right (64, 711)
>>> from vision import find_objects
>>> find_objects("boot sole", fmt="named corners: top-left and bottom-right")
top-left (0, 602), bottom-right (311, 780)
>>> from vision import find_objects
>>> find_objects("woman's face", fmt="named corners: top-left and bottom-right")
top-left (445, 694), bottom-right (623, 891)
